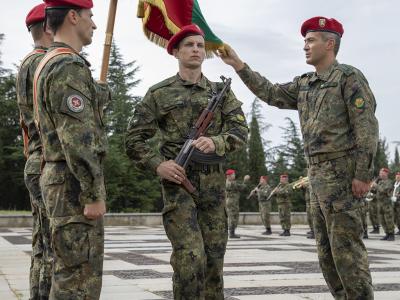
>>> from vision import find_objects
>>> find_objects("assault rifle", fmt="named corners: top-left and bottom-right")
top-left (174, 76), bottom-right (231, 194)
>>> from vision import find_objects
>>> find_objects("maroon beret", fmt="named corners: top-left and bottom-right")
top-left (396, 172), bottom-right (400, 176)
top-left (380, 168), bottom-right (390, 174)
top-left (225, 169), bottom-right (235, 176)
top-left (44, 0), bottom-right (93, 9)
top-left (26, 3), bottom-right (46, 29)
top-left (280, 174), bottom-right (288, 179)
top-left (260, 176), bottom-right (268, 180)
top-left (167, 24), bottom-right (204, 55)
top-left (301, 16), bottom-right (344, 37)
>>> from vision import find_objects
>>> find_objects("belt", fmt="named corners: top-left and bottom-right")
top-left (307, 150), bottom-right (350, 165)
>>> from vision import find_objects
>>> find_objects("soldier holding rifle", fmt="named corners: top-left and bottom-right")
top-left (126, 24), bottom-right (248, 300)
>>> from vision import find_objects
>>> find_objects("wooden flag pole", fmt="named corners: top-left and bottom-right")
top-left (100, 0), bottom-right (118, 82)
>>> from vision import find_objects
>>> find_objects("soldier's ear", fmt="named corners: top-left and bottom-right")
top-left (172, 48), bottom-right (179, 58)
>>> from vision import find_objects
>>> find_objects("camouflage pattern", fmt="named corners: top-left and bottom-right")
top-left (375, 178), bottom-right (395, 235)
top-left (225, 179), bottom-right (247, 230)
top-left (237, 60), bottom-right (377, 299)
top-left (35, 42), bottom-right (109, 299)
top-left (16, 47), bottom-right (52, 300)
top-left (257, 183), bottom-right (272, 229)
top-left (394, 182), bottom-right (400, 232)
top-left (304, 185), bottom-right (314, 232)
top-left (368, 188), bottom-right (380, 229)
top-left (270, 183), bottom-right (292, 230)
top-left (361, 199), bottom-right (369, 234)
top-left (125, 73), bottom-right (248, 299)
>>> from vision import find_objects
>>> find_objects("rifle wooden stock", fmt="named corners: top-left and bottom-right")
top-left (100, 0), bottom-right (118, 82)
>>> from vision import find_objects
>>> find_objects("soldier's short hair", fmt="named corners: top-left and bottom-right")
top-left (30, 22), bottom-right (44, 41)
top-left (46, 7), bottom-right (82, 35)
top-left (321, 31), bottom-right (341, 56)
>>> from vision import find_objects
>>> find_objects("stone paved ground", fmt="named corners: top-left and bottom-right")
top-left (1, 225), bottom-right (400, 299)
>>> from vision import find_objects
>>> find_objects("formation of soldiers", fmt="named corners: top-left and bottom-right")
top-left (16, 1), bottom-right (382, 299)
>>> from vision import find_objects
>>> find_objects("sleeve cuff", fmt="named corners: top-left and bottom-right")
top-left (210, 136), bottom-right (226, 156)
top-left (147, 156), bottom-right (164, 174)
top-left (79, 176), bottom-right (106, 205)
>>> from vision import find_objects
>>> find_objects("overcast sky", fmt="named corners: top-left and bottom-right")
top-left (1, 0), bottom-right (399, 160)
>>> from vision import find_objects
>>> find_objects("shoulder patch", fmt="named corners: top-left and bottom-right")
top-left (149, 76), bottom-right (176, 92)
top-left (354, 97), bottom-right (365, 109)
top-left (66, 95), bottom-right (85, 113)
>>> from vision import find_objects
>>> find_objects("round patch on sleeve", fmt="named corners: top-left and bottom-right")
top-left (236, 114), bottom-right (245, 122)
top-left (354, 97), bottom-right (365, 109)
top-left (67, 95), bottom-right (85, 113)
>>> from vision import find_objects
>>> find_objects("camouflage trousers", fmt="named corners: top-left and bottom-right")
top-left (161, 168), bottom-right (227, 300)
top-left (378, 198), bottom-right (394, 235)
top-left (226, 195), bottom-right (240, 230)
top-left (24, 171), bottom-right (52, 300)
top-left (393, 201), bottom-right (400, 231)
top-left (258, 201), bottom-right (271, 229)
top-left (361, 201), bottom-right (368, 233)
top-left (305, 195), bottom-right (314, 232)
top-left (40, 162), bottom-right (104, 300)
top-left (277, 202), bottom-right (291, 230)
top-left (368, 198), bottom-right (379, 228)
top-left (309, 155), bottom-right (373, 300)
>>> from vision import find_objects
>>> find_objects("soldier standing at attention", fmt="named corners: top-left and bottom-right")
top-left (372, 168), bottom-right (395, 241)
top-left (254, 176), bottom-right (273, 235)
top-left (125, 25), bottom-right (248, 300)
top-left (225, 169), bottom-right (250, 238)
top-left (367, 178), bottom-right (381, 234)
top-left (16, 3), bottom-right (53, 299)
top-left (219, 16), bottom-right (378, 299)
top-left (34, 0), bottom-right (109, 298)
top-left (393, 172), bottom-right (400, 235)
top-left (270, 174), bottom-right (292, 236)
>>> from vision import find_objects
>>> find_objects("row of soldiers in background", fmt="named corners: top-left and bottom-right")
top-left (225, 170), bottom-right (314, 239)
top-left (363, 168), bottom-right (400, 241)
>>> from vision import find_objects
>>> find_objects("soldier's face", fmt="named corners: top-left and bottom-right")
top-left (379, 170), bottom-right (388, 179)
top-left (303, 32), bottom-right (329, 66)
top-left (280, 177), bottom-right (288, 184)
top-left (76, 9), bottom-right (97, 46)
top-left (396, 174), bottom-right (400, 181)
top-left (174, 35), bottom-right (206, 69)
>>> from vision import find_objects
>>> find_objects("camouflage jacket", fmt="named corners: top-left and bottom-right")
top-left (270, 183), bottom-right (292, 204)
top-left (126, 74), bottom-right (248, 173)
top-left (226, 179), bottom-right (248, 199)
top-left (237, 61), bottom-right (378, 182)
top-left (16, 46), bottom-right (46, 173)
top-left (376, 178), bottom-right (394, 201)
top-left (35, 42), bottom-right (110, 204)
top-left (257, 183), bottom-right (272, 202)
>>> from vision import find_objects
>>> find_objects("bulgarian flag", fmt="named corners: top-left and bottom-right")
top-left (137, 0), bottom-right (225, 56)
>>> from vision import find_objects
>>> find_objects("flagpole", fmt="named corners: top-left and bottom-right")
top-left (100, 0), bottom-right (118, 82)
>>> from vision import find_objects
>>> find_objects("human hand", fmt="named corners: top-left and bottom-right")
top-left (156, 160), bottom-right (186, 184)
top-left (84, 200), bottom-right (106, 220)
top-left (244, 175), bottom-right (250, 182)
top-left (216, 44), bottom-right (245, 71)
top-left (192, 136), bottom-right (216, 154)
top-left (352, 178), bottom-right (370, 198)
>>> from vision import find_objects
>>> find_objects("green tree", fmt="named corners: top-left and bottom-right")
top-left (390, 146), bottom-right (400, 176)
top-left (373, 137), bottom-right (389, 177)
top-left (104, 43), bottom-right (162, 212)
top-left (0, 34), bottom-right (29, 209)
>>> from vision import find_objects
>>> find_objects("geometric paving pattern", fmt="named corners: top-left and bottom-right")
top-left (1, 225), bottom-right (400, 299)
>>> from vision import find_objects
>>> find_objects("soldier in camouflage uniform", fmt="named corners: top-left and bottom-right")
top-left (220, 16), bottom-right (378, 299)
top-left (249, 176), bottom-right (273, 235)
top-left (35, 1), bottom-right (109, 299)
top-left (225, 169), bottom-right (250, 238)
top-left (367, 179), bottom-right (381, 234)
top-left (393, 172), bottom-right (400, 235)
top-left (371, 168), bottom-right (395, 241)
top-left (16, 4), bottom-right (53, 299)
top-left (125, 24), bottom-right (248, 300)
top-left (270, 175), bottom-right (292, 236)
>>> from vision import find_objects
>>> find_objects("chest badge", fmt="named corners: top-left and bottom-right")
top-left (67, 95), bottom-right (85, 113)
